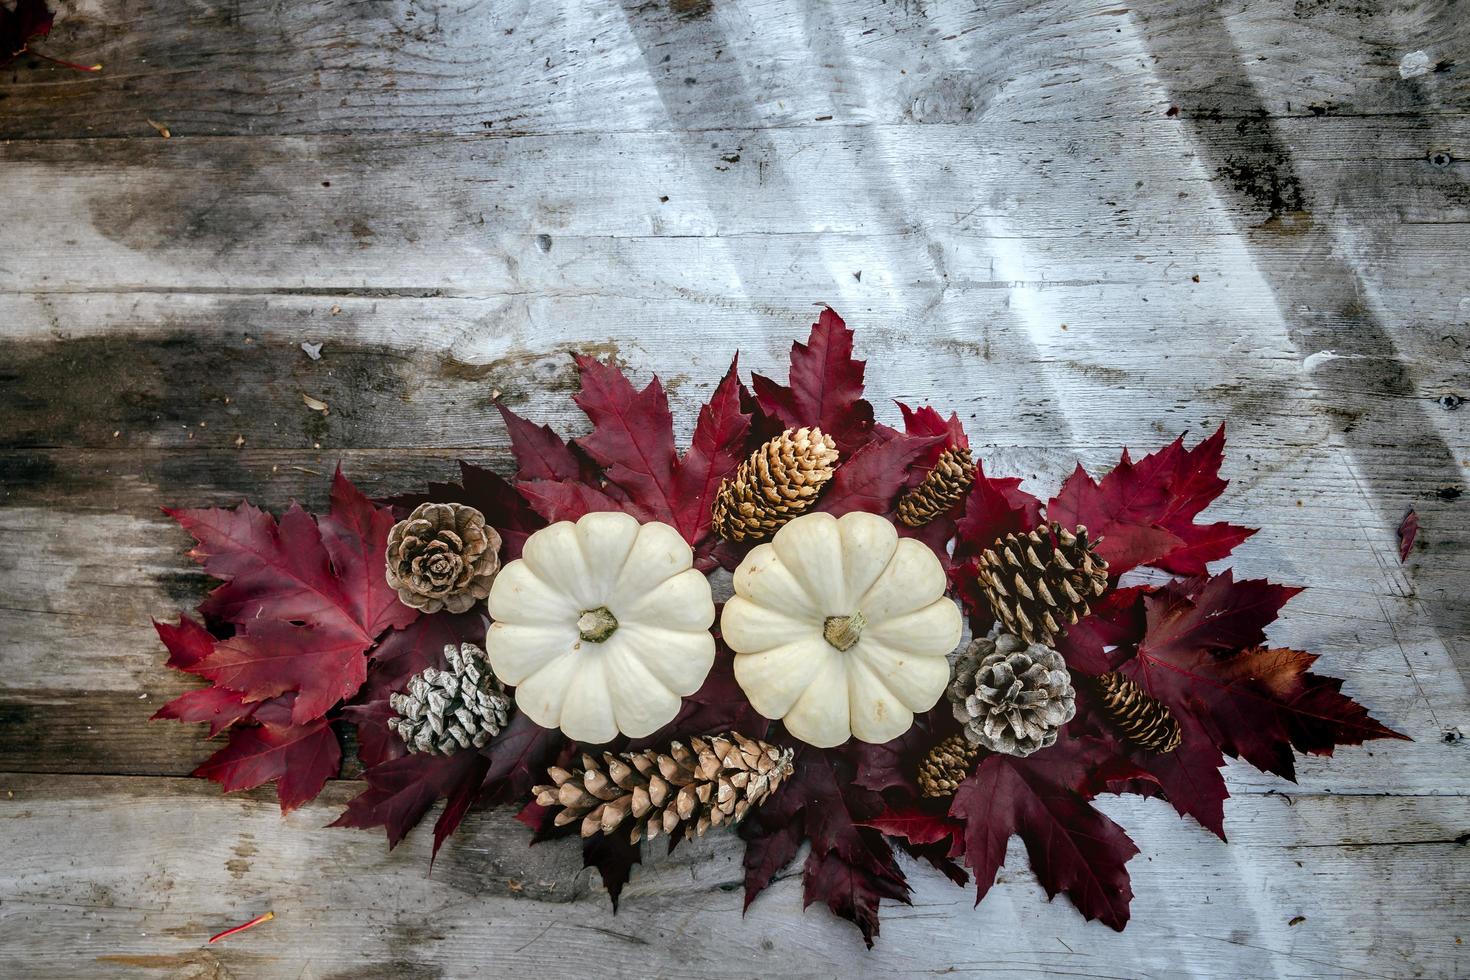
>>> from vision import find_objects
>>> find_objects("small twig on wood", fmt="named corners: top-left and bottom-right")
top-left (208, 910), bottom-right (274, 944)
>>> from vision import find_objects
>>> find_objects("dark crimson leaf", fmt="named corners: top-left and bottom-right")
top-left (331, 748), bottom-right (489, 850)
top-left (740, 820), bottom-right (803, 910)
top-left (477, 711), bottom-right (564, 806)
top-left (896, 403), bottom-right (968, 449)
top-left (1, 0), bottom-right (52, 66)
top-left (171, 469), bottom-right (414, 642)
top-left (861, 805), bottom-right (964, 848)
top-left (571, 355), bottom-right (679, 523)
top-left (1134, 571), bottom-right (1301, 662)
top-left (583, 832), bottom-right (643, 911)
top-left (192, 620), bottom-right (368, 726)
top-left (1398, 508), bottom-right (1418, 562)
top-left (154, 615), bottom-right (215, 670)
top-left (949, 734), bottom-right (1144, 930)
top-left (345, 611), bottom-right (488, 768)
top-left (1126, 573), bottom-right (1407, 781)
top-left (386, 461), bottom-right (545, 561)
top-left (953, 460), bottom-right (1044, 558)
top-left (1052, 584), bottom-right (1154, 676)
top-left (558, 356), bottom-right (752, 563)
top-left (153, 687), bottom-right (258, 737)
top-left (166, 471), bottom-right (414, 727)
top-left (741, 744), bottom-right (909, 945)
top-left (497, 402), bottom-right (583, 482)
top-left (1047, 426), bottom-right (1255, 577)
top-left (804, 849), bottom-right (909, 949)
top-left (815, 426), bottom-right (945, 518)
top-left (849, 721), bottom-right (935, 797)
top-left (670, 358), bottom-right (751, 547)
top-left (195, 719), bottom-right (341, 813)
top-left (516, 479), bottom-right (626, 524)
top-left (894, 838), bottom-right (969, 887)
top-left (751, 308), bottom-right (875, 455)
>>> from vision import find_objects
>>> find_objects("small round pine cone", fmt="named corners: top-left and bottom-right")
top-left (386, 502), bottom-right (501, 614)
top-left (950, 630), bottom-right (1076, 758)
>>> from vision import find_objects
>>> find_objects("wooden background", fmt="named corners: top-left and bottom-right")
top-left (2, 0), bottom-right (1467, 976)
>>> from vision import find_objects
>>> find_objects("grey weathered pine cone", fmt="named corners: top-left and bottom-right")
top-left (385, 501), bottom-right (501, 614)
top-left (533, 733), bottom-right (795, 842)
top-left (388, 642), bottom-right (512, 755)
top-left (1097, 670), bottom-right (1183, 753)
top-left (950, 631), bottom-right (1076, 758)
top-left (976, 522), bottom-right (1108, 647)
top-left (897, 446), bottom-right (977, 527)
top-left (711, 427), bottom-right (839, 542)
top-left (917, 732), bottom-right (980, 798)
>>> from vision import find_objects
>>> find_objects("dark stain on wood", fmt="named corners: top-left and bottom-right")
top-left (0, 334), bottom-right (619, 458)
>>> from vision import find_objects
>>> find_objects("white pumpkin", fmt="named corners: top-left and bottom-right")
top-left (483, 511), bottom-right (716, 744)
top-left (721, 511), bottom-right (962, 748)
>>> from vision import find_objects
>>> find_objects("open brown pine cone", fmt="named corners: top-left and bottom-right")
top-left (385, 502), bottom-right (501, 614)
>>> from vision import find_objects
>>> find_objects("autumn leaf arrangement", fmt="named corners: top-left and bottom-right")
top-left (154, 309), bottom-right (1405, 945)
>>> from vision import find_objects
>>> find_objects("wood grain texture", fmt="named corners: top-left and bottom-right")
top-left (1, 0), bottom-right (1467, 975)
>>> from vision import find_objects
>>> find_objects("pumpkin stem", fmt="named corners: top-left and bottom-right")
top-left (577, 606), bottom-right (619, 643)
top-left (823, 611), bottom-right (866, 652)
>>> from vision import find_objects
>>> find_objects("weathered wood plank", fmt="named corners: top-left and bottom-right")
top-left (1, 776), bottom-right (1464, 979)
top-left (3, 0), bottom-right (1463, 140)
top-left (0, 120), bottom-right (1465, 295)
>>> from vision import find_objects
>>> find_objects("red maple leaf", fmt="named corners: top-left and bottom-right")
top-left (815, 425), bottom-right (946, 519)
top-left (506, 358), bottom-right (751, 568)
top-left (740, 742), bottom-right (910, 947)
top-left (331, 748), bottom-right (490, 853)
top-left (166, 470), bottom-right (415, 727)
top-left (1123, 573), bottom-right (1407, 781)
top-left (194, 718), bottom-right (342, 814)
top-left (948, 734), bottom-right (1147, 930)
top-left (751, 308), bottom-right (875, 455)
top-left (1048, 426), bottom-right (1255, 577)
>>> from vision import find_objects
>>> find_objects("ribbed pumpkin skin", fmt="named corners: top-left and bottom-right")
top-left (721, 511), bottom-right (962, 747)
top-left (483, 512), bottom-right (716, 744)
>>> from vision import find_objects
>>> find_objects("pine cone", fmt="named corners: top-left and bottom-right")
top-left (950, 631), bottom-right (1076, 758)
top-left (977, 523), bottom-right (1108, 646)
top-left (897, 447), bottom-right (977, 527)
top-left (388, 643), bottom-right (512, 755)
top-left (917, 733), bottom-right (979, 798)
top-left (533, 733), bottom-right (795, 842)
top-left (386, 502), bottom-right (501, 613)
top-left (1097, 671), bottom-right (1182, 753)
top-left (711, 427), bottom-right (839, 542)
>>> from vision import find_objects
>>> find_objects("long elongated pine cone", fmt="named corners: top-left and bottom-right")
top-left (917, 733), bottom-right (980, 798)
top-left (533, 733), bottom-right (795, 842)
top-left (711, 427), bottom-right (839, 542)
top-left (1097, 671), bottom-right (1183, 753)
top-left (897, 447), bottom-right (977, 527)
top-left (977, 522), bottom-right (1108, 646)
